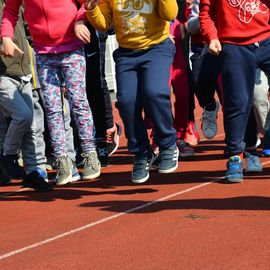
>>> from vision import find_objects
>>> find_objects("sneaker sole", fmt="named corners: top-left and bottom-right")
top-left (82, 171), bottom-right (101, 180)
top-left (22, 182), bottom-right (53, 191)
top-left (225, 175), bottom-right (243, 183)
top-left (55, 174), bottom-right (73, 186)
top-left (245, 167), bottom-right (263, 173)
top-left (132, 173), bottom-right (149, 184)
top-left (159, 163), bottom-right (179, 174)
top-left (69, 174), bottom-right (81, 183)
top-left (179, 152), bottom-right (195, 158)
top-left (108, 125), bottom-right (122, 157)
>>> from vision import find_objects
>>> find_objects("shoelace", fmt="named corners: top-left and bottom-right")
top-left (82, 153), bottom-right (96, 168)
top-left (201, 111), bottom-right (217, 128)
top-left (53, 157), bottom-right (68, 174)
top-left (97, 147), bottom-right (107, 157)
top-left (246, 153), bottom-right (260, 167)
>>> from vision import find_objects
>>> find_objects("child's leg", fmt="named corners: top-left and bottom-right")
top-left (62, 96), bottom-right (76, 164)
top-left (171, 44), bottom-right (190, 140)
top-left (253, 69), bottom-right (270, 134)
top-left (36, 54), bottom-right (68, 157)
top-left (139, 38), bottom-right (178, 173)
top-left (114, 49), bottom-right (149, 155)
top-left (222, 44), bottom-right (257, 183)
top-left (61, 48), bottom-right (100, 180)
top-left (36, 53), bottom-right (73, 185)
top-left (61, 49), bottom-right (96, 153)
top-left (139, 39), bottom-right (177, 149)
top-left (0, 77), bottom-right (33, 156)
top-left (21, 89), bottom-right (46, 175)
top-left (20, 89), bottom-right (53, 191)
top-left (222, 44), bottom-right (256, 155)
top-left (85, 29), bottom-right (110, 141)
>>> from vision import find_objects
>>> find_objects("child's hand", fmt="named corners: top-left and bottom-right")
top-left (74, 20), bottom-right (91, 43)
top-left (0, 37), bottom-right (24, 57)
top-left (208, 39), bottom-right (222, 55)
top-left (84, 0), bottom-right (99, 10)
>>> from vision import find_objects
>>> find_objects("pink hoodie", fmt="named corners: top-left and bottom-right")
top-left (1, 0), bottom-right (86, 53)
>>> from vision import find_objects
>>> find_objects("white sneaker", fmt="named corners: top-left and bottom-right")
top-left (201, 101), bottom-right (220, 139)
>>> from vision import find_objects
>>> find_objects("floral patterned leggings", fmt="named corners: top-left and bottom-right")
top-left (36, 48), bottom-right (95, 157)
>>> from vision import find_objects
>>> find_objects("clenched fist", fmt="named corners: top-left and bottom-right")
top-left (84, 0), bottom-right (100, 10)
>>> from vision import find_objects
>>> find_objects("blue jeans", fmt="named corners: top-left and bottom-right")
top-left (113, 38), bottom-right (177, 154)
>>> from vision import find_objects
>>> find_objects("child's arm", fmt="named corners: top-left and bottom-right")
top-left (199, 0), bottom-right (221, 55)
top-left (158, 0), bottom-right (178, 21)
top-left (84, 0), bottom-right (113, 32)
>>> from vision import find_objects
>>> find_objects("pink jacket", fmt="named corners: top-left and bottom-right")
top-left (1, 0), bottom-right (85, 52)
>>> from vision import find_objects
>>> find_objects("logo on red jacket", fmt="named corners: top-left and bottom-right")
top-left (228, 0), bottom-right (268, 23)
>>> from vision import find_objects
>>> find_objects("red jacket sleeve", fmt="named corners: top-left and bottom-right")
top-left (75, 0), bottom-right (87, 22)
top-left (0, 0), bottom-right (22, 39)
top-left (199, 0), bottom-right (218, 44)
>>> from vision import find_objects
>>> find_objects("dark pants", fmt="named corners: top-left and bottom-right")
top-left (190, 44), bottom-right (223, 108)
top-left (221, 38), bottom-right (270, 154)
top-left (113, 38), bottom-right (177, 154)
top-left (84, 26), bottom-right (114, 141)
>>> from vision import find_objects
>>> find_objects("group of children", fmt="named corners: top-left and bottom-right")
top-left (0, 0), bottom-right (270, 190)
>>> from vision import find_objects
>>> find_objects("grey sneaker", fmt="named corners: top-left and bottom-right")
top-left (201, 100), bottom-right (220, 139)
top-left (82, 151), bottom-right (101, 180)
top-left (245, 152), bottom-right (263, 173)
top-left (54, 155), bottom-right (73, 186)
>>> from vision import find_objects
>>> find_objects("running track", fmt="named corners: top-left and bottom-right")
top-left (0, 102), bottom-right (270, 270)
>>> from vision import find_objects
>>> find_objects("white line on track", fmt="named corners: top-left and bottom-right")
top-left (1, 129), bottom-right (270, 261)
top-left (0, 178), bottom-right (222, 261)
top-left (0, 188), bottom-right (29, 198)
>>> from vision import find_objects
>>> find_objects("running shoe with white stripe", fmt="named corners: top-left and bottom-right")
top-left (158, 144), bottom-right (179, 173)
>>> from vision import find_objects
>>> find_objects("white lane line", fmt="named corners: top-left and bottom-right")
top-left (0, 188), bottom-right (29, 198)
top-left (0, 178), bottom-right (221, 261)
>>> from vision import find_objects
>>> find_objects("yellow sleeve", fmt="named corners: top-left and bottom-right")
top-left (158, 0), bottom-right (178, 21)
top-left (85, 0), bottom-right (113, 32)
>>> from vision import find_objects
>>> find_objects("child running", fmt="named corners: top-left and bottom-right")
top-left (199, 0), bottom-right (270, 182)
top-left (84, 0), bottom-right (179, 183)
top-left (1, 0), bottom-right (100, 185)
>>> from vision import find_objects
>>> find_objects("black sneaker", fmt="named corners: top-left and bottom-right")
top-left (97, 142), bottom-right (109, 167)
top-left (158, 144), bottom-right (179, 173)
top-left (132, 151), bottom-right (157, 184)
top-left (107, 123), bottom-right (122, 156)
top-left (0, 154), bottom-right (25, 179)
top-left (22, 170), bottom-right (53, 191)
top-left (0, 160), bottom-right (11, 186)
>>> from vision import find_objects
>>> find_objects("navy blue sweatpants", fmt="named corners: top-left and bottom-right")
top-left (113, 38), bottom-right (177, 155)
top-left (221, 37), bottom-right (270, 154)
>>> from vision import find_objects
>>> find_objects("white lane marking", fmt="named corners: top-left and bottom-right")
top-left (0, 179), bottom-right (221, 261)
top-left (0, 188), bottom-right (29, 198)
